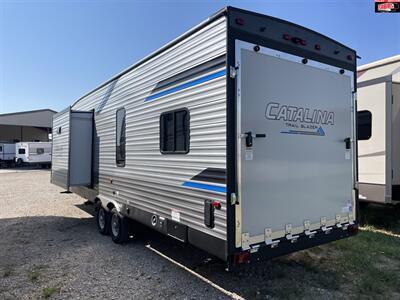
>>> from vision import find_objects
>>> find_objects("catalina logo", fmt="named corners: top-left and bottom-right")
top-left (265, 102), bottom-right (332, 137)
top-left (265, 102), bottom-right (335, 125)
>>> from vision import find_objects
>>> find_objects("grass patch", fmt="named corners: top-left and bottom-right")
top-left (267, 205), bottom-right (400, 298)
top-left (27, 265), bottom-right (48, 282)
top-left (28, 270), bottom-right (40, 281)
top-left (268, 282), bottom-right (306, 299)
top-left (3, 266), bottom-right (13, 277)
top-left (332, 229), bottom-right (400, 297)
top-left (322, 204), bottom-right (400, 298)
top-left (42, 287), bottom-right (60, 298)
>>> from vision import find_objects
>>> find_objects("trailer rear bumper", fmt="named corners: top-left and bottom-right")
top-left (228, 224), bottom-right (358, 269)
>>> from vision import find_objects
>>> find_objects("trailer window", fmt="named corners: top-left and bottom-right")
top-left (36, 148), bottom-right (44, 155)
top-left (160, 109), bottom-right (190, 154)
top-left (116, 108), bottom-right (126, 167)
top-left (18, 148), bottom-right (25, 155)
top-left (357, 110), bottom-right (372, 140)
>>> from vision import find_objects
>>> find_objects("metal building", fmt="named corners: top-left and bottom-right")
top-left (0, 109), bottom-right (56, 142)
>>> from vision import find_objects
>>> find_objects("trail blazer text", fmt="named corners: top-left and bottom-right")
top-left (265, 102), bottom-right (335, 125)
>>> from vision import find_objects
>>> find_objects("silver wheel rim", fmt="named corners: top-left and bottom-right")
top-left (111, 213), bottom-right (120, 237)
top-left (98, 209), bottom-right (105, 230)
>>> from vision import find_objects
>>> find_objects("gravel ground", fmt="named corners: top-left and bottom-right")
top-left (0, 170), bottom-right (361, 299)
top-left (0, 170), bottom-right (236, 300)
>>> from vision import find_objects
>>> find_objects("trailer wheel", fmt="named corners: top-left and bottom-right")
top-left (110, 208), bottom-right (129, 244)
top-left (96, 206), bottom-right (110, 235)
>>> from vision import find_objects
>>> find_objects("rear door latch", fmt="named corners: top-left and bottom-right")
top-left (344, 137), bottom-right (351, 150)
top-left (244, 132), bottom-right (266, 147)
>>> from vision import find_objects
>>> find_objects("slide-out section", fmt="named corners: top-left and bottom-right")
top-left (51, 108), bottom-right (93, 189)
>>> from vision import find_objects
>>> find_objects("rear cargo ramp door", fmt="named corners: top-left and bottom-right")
top-left (236, 41), bottom-right (354, 247)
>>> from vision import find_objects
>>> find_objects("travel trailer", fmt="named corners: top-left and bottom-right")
top-left (357, 55), bottom-right (400, 204)
top-left (15, 142), bottom-right (52, 167)
top-left (0, 143), bottom-right (15, 167)
top-left (51, 7), bottom-right (358, 268)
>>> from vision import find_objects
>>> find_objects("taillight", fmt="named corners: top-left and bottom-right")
top-left (233, 251), bottom-right (251, 264)
top-left (212, 201), bottom-right (221, 210)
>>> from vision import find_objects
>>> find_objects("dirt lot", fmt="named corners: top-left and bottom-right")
top-left (1, 170), bottom-right (400, 299)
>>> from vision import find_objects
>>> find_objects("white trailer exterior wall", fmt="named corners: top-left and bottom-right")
top-left (51, 7), bottom-right (358, 266)
top-left (55, 17), bottom-right (228, 242)
top-left (392, 83), bottom-right (400, 188)
top-left (52, 109), bottom-right (70, 186)
top-left (357, 55), bottom-right (400, 204)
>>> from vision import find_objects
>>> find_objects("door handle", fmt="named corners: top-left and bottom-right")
top-left (344, 137), bottom-right (351, 150)
top-left (244, 132), bottom-right (266, 147)
top-left (245, 132), bottom-right (253, 147)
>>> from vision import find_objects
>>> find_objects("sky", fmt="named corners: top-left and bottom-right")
top-left (0, 0), bottom-right (399, 114)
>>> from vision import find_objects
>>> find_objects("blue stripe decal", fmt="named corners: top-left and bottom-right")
top-left (145, 69), bottom-right (225, 102)
top-left (182, 181), bottom-right (227, 193)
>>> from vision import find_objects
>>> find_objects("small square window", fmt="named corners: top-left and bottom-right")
top-left (160, 109), bottom-right (190, 154)
top-left (357, 110), bottom-right (372, 140)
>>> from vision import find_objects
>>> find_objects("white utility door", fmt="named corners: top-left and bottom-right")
top-left (236, 41), bottom-right (355, 246)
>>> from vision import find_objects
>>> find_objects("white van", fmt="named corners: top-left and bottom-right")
top-left (15, 142), bottom-right (52, 167)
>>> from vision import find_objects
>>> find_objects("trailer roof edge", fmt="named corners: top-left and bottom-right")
top-left (70, 7), bottom-right (228, 108)
top-left (358, 55), bottom-right (400, 72)
top-left (70, 6), bottom-right (356, 109)
top-left (226, 6), bottom-right (356, 54)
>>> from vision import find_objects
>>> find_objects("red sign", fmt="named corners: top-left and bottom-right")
top-left (375, 0), bottom-right (400, 12)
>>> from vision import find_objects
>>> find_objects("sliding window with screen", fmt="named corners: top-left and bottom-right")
top-left (160, 108), bottom-right (190, 154)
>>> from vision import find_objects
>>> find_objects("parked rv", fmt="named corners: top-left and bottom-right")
top-left (15, 142), bottom-right (52, 168)
top-left (0, 143), bottom-right (16, 167)
top-left (357, 55), bottom-right (400, 204)
top-left (51, 7), bottom-right (358, 269)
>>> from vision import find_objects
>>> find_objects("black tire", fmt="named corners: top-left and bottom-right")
top-left (96, 206), bottom-right (110, 235)
top-left (16, 158), bottom-right (23, 166)
top-left (110, 208), bottom-right (129, 244)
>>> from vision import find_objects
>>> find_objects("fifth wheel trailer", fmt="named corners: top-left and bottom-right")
top-left (51, 7), bottom-right (358, 268)
top-left (0, 143), bottom-right (15, 167)
top-left (357, 55), bottom-right (400, 204)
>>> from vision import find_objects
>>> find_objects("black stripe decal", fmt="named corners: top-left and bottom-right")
top-left (191, 168), bottom-right (226, 185)
top-left (151, 55), bottom-right (226, 94)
